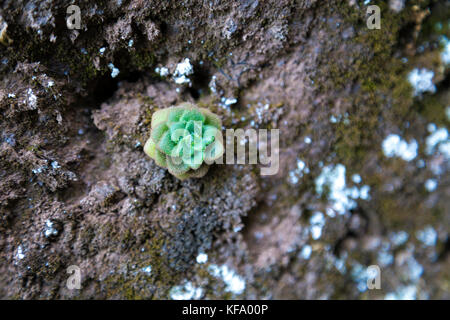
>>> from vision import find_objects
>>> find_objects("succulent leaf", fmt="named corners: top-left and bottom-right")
top-left (151, 123), bottom-right (169, 142)
top-left (144, 103), bottom-right (224, 180)
top-left (167, 107), bottom-right (184, 123)
top-left (158, 131), bottom-right (177, 154)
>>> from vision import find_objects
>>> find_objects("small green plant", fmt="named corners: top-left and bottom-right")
top-left (144, 102), bottom-right (224, 180)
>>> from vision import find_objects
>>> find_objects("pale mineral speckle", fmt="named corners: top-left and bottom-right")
top-left (330, 115), bottom-right (338, 123)
top-left (351, 174), bottom-right (361, 184)
top-left (385, 285), bottom-right (417, 300)
top-left (27, 88), bottom-right (37, 109)
top-left (299, 245), bottom-right (312, 259)
top-left (351, 263), bottom-right (371, 292)
top-left (196, 253), bottom-right (208, 264)
top-left (378, 250), bottom-right (394, 266)
top-left (209, 75), bottom-right (217, 94)
top-left (333, 256), bottom-right (347, 274)
top-left (288, 159), bottom-right (309, 185)
top-left (108, 63), bottom-right (120, 78)
top-left (416, 226), bottom-right (437, 247)
top-left (424, 179), bottom-right (437, 192)
top-left (51, 161), bottom-right (60, 169)
top-left (390, 231), bottom-right (408, 246)
top-left (16, 245), bottom-right (25, 260)
top-left (389, 0), bottom-right (405, 12)
top-left (310, 211), bottom-right (325, 240)
top-left (406, 257), bottom-right (423, 282)
top-left (222, 97), bottom-right (237, 106)
top-left (427, 123), bottom-right (437, 133)
top-left (141, 265), bottom-right (152, 275)
top-left (233, 225), bottom-right (243, 232)
top-left (359, 185), bottom-right (370, 200)
top-left (440, 36), bottom-right (450, 64)
top-left (155, 66), bottom-right (169, 77)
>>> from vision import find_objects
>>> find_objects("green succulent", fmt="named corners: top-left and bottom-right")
top-left (144, 102), bottom-right (224, 180)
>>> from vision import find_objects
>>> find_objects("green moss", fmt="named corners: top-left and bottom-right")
top-left (128, 50), bottom-right (155, 71)
top-left (316, 2), bottom-right (428, 165)
top-left (102, 235), bottom-right (182, 299)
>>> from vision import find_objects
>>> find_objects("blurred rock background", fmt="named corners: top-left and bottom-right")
top-left (0, 0), bottom-right (448, 299)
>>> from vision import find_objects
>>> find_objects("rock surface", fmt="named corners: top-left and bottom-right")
top-left (0, 0), bottom-right (448, 299)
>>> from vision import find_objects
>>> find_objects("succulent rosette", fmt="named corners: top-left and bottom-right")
top-left (144, 102), bottom-right (224, 180)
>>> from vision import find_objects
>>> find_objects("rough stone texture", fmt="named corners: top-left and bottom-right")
top-left (0, 0), bottom-right (448, 299)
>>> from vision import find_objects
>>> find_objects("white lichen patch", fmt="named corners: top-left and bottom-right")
top-left (51, 161), bottom-right (60, 169)
top-left (288, 159), bottom-right (309, 185)
top-left (208, 264), bottom-right (246, 295)
top-left (425, 127), bottom-right (449, 158)
top-left (16, 245), bottom-right (25, 261)
top-left (330, 113), bottom-right (349, 124)
top-left (108, 63), bottom-right (120, 78)
top-left (378, 247), bottom-right (394, 267)
top-left (407, 68), bottom-right (436, 96)
top-left (416, 226), bottom-right (437, 247)
top-left (173, 58), bottom-right (193, 85)
top-left (309, 211), bottom-right (325, 240)
top-left (382, 134), bottom-right (418, 161)
top-left (220, 97), bottom-right (237, 107)
top-left (385, 285), bottom-right (417, 300)
top-left (351, 263), bottom-right (372, 292)
top-left (155, 66), bottom-right (169, 77)
top-left (440, 36), bottom-right (450, 65)
top-left (170, 281), bottom-right (203, 300)
top-left (26, 88), bottom-right (37, 109)
top-left (44, 219), bottom-right (58, 238)
top-left (315, 164), bottom-right (371, 215)
top-left (389, 0), bottom-right (405, 12)
top-left (209, 75), bottom-right (218, 94)
top-left (390, 231), bottom-right (409, 246)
